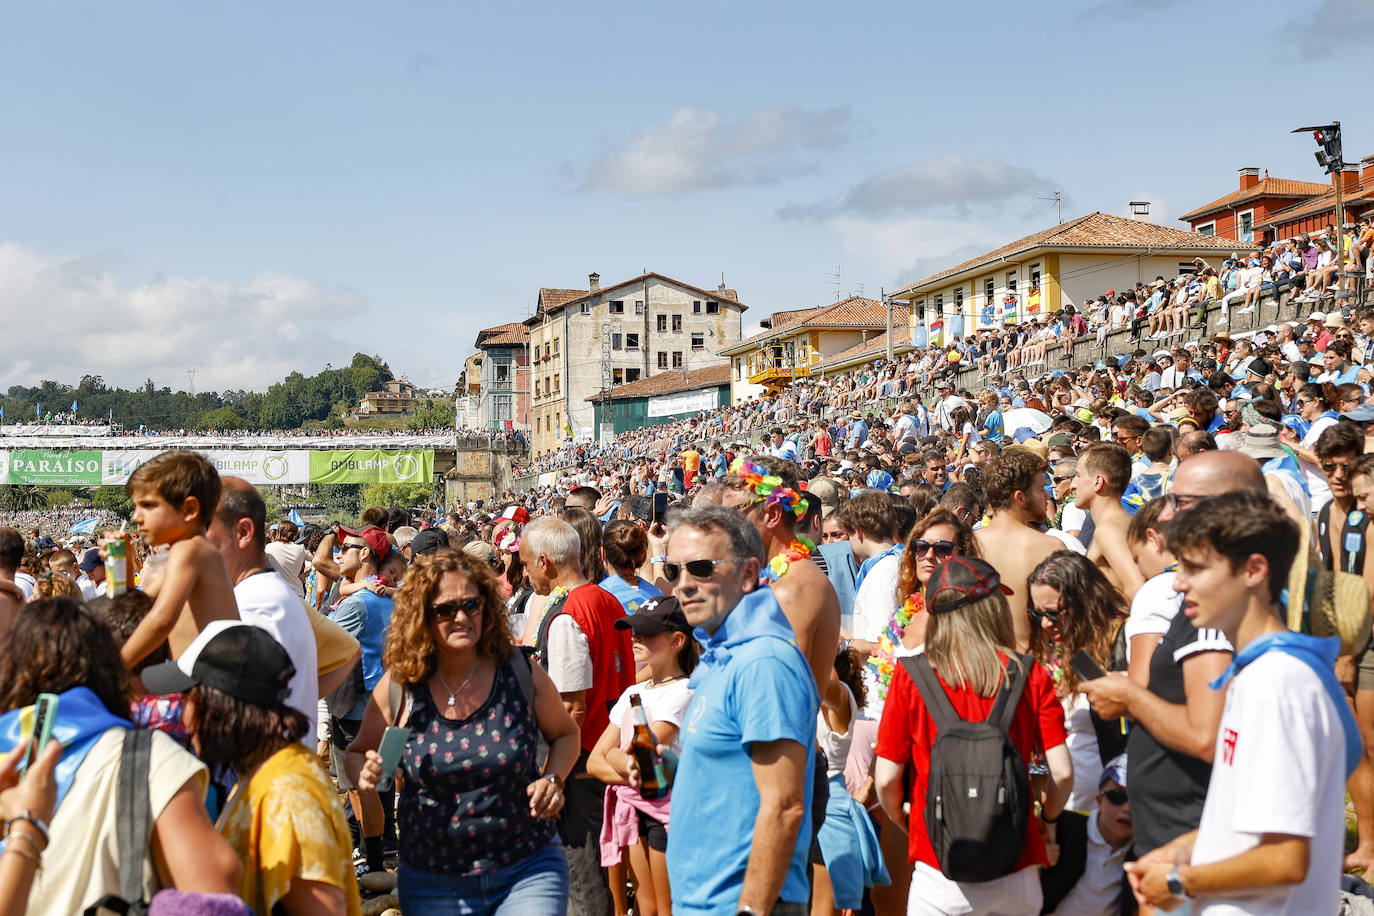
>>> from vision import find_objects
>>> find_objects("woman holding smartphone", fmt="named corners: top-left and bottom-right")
top-left (349, 550), bottom-right (579, 916)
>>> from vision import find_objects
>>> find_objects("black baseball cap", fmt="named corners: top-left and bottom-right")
top-left (926, 556), bottom-right (1014, 615)
top-left (614, 595), bottom-right (691, 635)
top-left (78, 548), bottom-right (103, 571)
top-left (410, 527), bottom-right (450, 556)
top-left (140, 621), bottom-right (295, 707)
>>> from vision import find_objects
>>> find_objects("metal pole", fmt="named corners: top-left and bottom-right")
top-left (1336, 168), bottom-right (1346, 295)
top-left (884, 287), bottom-right (894, 361)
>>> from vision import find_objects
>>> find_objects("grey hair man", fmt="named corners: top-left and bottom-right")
top-left (662, 506), bottom-right (819, 916)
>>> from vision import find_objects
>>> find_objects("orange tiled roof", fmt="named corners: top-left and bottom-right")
top-left (532, 272), bottom-right (748, 322)
top-left (475, 322), bottom-right (529, 347)
top-left (585, 363), bottom-right (732, 402)
top-left (1261, 175), bottom-right (1374, 228)
top-left (895, 212), bottom-right (1244, 295)
top-left (767, 306), bottom-right (819, 330)
top-left (538, 288), bottom-right (590, 311)
top-left (1178, 176), bottom-right (1332, 222)
top-left (722, 297), bottom-right (910, 354)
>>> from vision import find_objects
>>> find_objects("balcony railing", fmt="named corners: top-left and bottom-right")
top-left (746, 345), bottom-right (821, 385)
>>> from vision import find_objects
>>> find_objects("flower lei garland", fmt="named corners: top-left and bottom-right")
top-left (729, 457), bottom-right (809, 517)
top-left (760, 536), bottom-right (815, 583)
top-left (868, 592), bottom-right (923, 694)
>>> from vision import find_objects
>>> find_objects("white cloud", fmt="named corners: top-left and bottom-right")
top-left (780, 155), bottom-right (1059, 220)
top-left (0, 241), bottom-right (370, 392)
top-left (577, 105), bottom-right (851, 196)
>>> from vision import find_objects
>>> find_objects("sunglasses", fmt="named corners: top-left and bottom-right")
top-left (1166, 492), bottom-right (1206, 512)
top-left (1028, 607), bottom-right (1062, 626)
top-left (337, 542), bottom-right (366, 553)
top-left (662, 558), bottom-right (732, 582)
top-left (1052, 475), bottom-right (1074, 484)
top-left (911, 539), bottom-right (955, 560)
top-left (1101, 788), bottom-right (1129, 806)
top-left (429, 597), bottom-right (484, 619)
top-left (1321, 461), bottom-right (1352, 475)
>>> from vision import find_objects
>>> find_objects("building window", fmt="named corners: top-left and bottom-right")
top-left (626, 368), bottom-right (640, 383)
top-left (610, 300), bottom-right (625, 314)
top-left (553, 374), bottom-right (560, 392)
top-left (692, 332), bottom-right (705, 350)
top-left (1196, 222), bottom-right (1216, 236)
top-left (553, 337), bottom-right (560, 356)
top-left (536, 416), bottom-right (541, 433)
top-left (955, 287), bottom-right (964, 308)
top-left (1007, 271), bottom-right (1018, 292)
top-left (625, 333), bottom-right (640, 350)
top-left (495, 364), bottom-right (509, 384)
top-left (706, 301), bottom-right (720, 314)
top-left (984, 277), bottom-right (994, 301)
top-left (934, 293), bottom-right (944, 311)
top-left (555, 413), bottom-right (560, 434)
top-left (612, 333), bottom-right (622, 350)
top-left (544, 376), bottom-right (550, 395)
top-left (634, 300), bottom-right (645, 315)
top-left (1179, 261), bottom-right (1198, 276)
top-left (613, 368), bottom-right (624, 385)
top-left (734, 358), bottom-right (742, 379)
top-left (672, 351), bottom-right (683, 368)
top-left (533, 380), bottom-right (540, 399)
top-left (693, 300), bottom-right (702, 313)
top-left (543, 343), bottom-right (550, 360)
top-left (915, 299), bottom-right (926, 320)
top-left (672, 314), bottom-right (683, 332)
top-left (658, 351), bottom-right (668, 369)
top-left (1031, 266), bottom-right (1041, 287)
top-left (1238, 210), bottom-right (1254, 239)
top-left (656, 315), bottom-right (668, 332)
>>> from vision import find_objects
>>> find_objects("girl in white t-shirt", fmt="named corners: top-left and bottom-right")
top-left (587, 597), bottom-right (697, 916)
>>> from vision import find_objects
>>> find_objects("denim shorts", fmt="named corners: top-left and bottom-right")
top-left (397, 841), bottom-right (569, 916)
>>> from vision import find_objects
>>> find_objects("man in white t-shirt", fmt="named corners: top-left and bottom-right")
top-left (1127, 491), bottom-right (1351, 914)
top-left (839, 492), bottom-right (905, 717)
top-left (206, 477), bottom-right (319, 736)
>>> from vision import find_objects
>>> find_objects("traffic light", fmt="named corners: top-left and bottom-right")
top-left (1297, 123), bottom-right (1343, 174)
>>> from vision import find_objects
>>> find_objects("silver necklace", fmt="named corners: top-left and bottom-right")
top-left (436, 663), bottom-right (478, 707)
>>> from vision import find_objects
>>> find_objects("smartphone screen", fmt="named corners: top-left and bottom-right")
top-left (1069, 650), bottom-right (1107, 683)
top-left (21, 693), bottom-right (59, 776)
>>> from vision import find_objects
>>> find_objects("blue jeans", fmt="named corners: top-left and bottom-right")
top-left (397, 842), bottom-right (569, 916)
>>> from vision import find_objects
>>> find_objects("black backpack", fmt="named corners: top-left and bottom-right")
top-left (902, 653), bottom-right (1031, 883)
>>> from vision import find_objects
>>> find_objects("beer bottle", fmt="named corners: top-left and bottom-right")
top-left (628, 694), bottom-right (670, 800)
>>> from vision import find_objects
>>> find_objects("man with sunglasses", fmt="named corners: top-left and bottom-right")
top-left (1039, 757), bottom-right (1134, 915)
top-left (663, 506), bottom-right (819, 916)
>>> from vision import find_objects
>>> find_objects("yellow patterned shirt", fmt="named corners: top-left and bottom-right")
top-left (218, 742), bottom-right (362, 916)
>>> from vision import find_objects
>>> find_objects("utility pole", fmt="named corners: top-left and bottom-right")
top-left (883, 287), bottom-right (894, 361)
top-left (186, 369), bottom-right (197, 398)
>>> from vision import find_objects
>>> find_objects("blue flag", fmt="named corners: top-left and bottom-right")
top-left (71, 400), bottom-right (78, 413)
top-left (35, 403), bottom-right (40, 417)
top-left (0, 406), bottom-right (4, 419)
top-left (289, 509), bottom-right (304, 527)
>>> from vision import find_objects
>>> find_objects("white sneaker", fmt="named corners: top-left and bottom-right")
top-left (1237, 305), bottom-right (1255, 314)
top-left (1217, 315), bottom-right (1229, 324)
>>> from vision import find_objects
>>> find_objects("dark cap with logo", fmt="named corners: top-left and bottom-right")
top-left (613, 595), bottom-right (692, 635)
top-left (925, 556), bottom-right (1014, 615)
top-left (140, 621), bottom-right (295, 707)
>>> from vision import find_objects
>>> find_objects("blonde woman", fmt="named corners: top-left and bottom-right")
top-left (874, 556), bottom-right (1072, 916)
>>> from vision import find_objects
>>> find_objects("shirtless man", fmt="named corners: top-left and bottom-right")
top-left (708, 455), bottom-right (842, 692)
top-left (1074, 443), bottom-right (1146, 600)
top-left (975, 448), bottom-right (1063, 652)
top-left (0, 527), bottom-right (25, 636)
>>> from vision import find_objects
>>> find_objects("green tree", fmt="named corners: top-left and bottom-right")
top-left (194, 406), bottom-right (250, 430)
top-left (91, 486), bottom-right (135, 519)
top-left (0, 486), bottom-right (46, 512)
top-left (45, 489), bottom-right (77, 508)
top-left (314, 484), bottom-right (361, 524)
top-left (257, 487), bottom-right (287, 524)
top-left (359, 482), bottom-right (437, 511)
top-left (405, 399), bottom-right (453, 431)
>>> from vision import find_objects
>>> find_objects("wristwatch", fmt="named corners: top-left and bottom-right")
top-left (736, 908), bottom-right (759, 916)
top-left (1166, 865), bottom-right (1188, 898)
top-left (542, 773), bottom-right (564, 790)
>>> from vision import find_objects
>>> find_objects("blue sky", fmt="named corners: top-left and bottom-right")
top-left (1, 0), bottom-right (1368, 392)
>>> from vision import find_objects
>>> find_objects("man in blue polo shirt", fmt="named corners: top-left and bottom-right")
top-left (664, 505), bottom-right (818, 916)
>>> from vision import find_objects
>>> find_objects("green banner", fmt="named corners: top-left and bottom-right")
top-left (8, 449), bottom-right (104, 485)
top-left (307, 449), bottom-right (433, 484)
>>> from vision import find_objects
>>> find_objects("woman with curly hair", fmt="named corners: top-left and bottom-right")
top-left (0, 597), bottom-right (240, 913)
top-left (348, 550), bottom-right (579, 916)
top-left (1027, 550), bottom-right (1128, 811)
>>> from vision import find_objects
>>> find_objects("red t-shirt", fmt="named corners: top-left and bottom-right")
top-left (874, 653), bottom-right (1067, 870)
top-left (562, 583), bottom-right (635, 752)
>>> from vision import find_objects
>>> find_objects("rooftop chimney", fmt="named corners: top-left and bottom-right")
top-left (1238, 167), bottom-right (1260, 191)
top-left (1129, 200), bottom-right (1151, 222)
top-left (1338, 165), bottom-right (1360, 192)
top-left (588, 272), bottom-right (600, 292)
top-left (1363, 155), bottom-right (1374, 188)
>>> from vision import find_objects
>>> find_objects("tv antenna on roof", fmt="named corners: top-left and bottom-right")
top-left (824, 265), bottom-right (843, 302)
top-left (1037, 191), bottom-right (1063, 224)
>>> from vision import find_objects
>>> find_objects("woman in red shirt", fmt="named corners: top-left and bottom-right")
top-left (874, 557), bottom-right (1072, 916)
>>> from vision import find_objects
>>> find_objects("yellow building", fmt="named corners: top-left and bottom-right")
top-left (891, 212), bottom-right (1241, 344)
top-left (719, 296), bottom-right (908, 403)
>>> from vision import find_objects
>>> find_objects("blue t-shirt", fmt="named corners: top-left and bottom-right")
top-left (333, 588), bottom-right (394, 719)
top-left (599, 574), bottom-right (662, 615)
top-left (982, 408), bottom-right (1005, 444)
top-left (669, 589), bottom-right (819, 914)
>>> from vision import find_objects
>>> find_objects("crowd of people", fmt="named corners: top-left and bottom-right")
top-left (0, 264), bottom-right (1372, 914)
top-left (519, 221), bottom-right (1374, 481)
